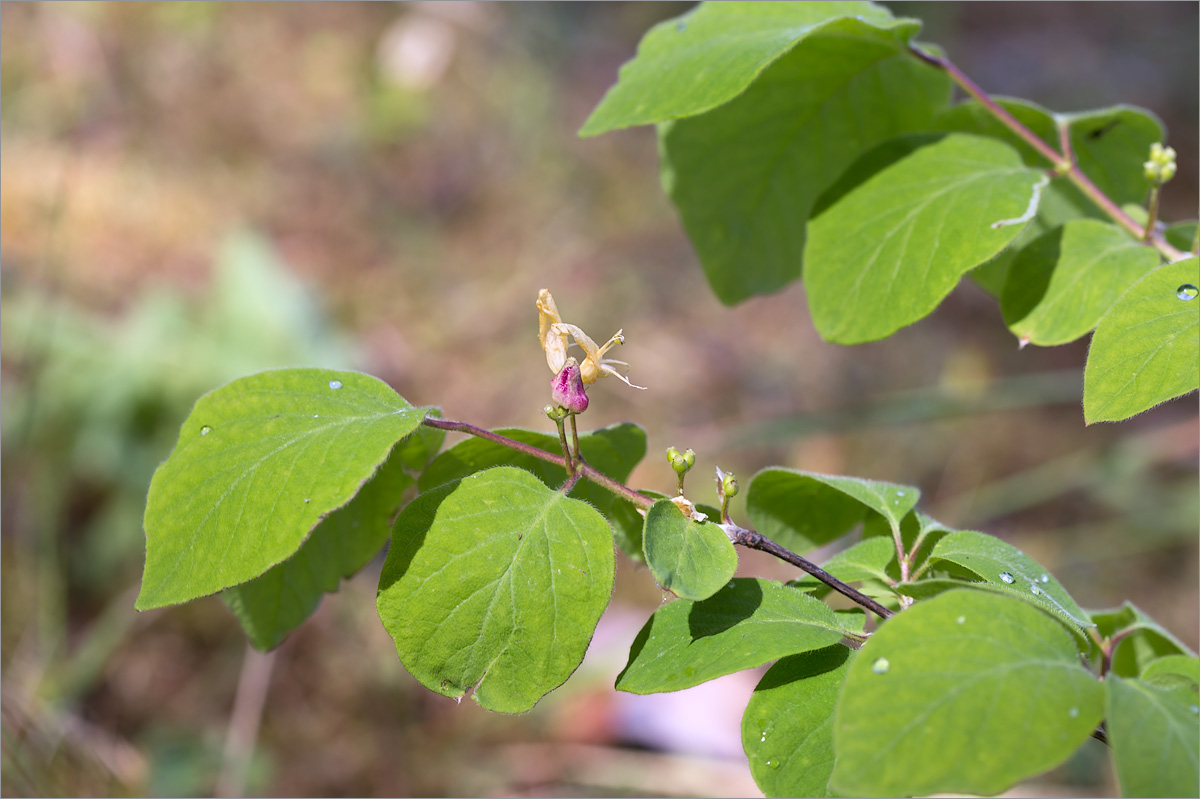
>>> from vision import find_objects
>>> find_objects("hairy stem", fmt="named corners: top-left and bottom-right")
top-left (908, 45), bottom-right (1186, 262)
top-left (1144, 184), bottom-right (1161, 243)
top-left (723, 523), bottom-right (896, 620)
top-left (553, 416), bottom-right (574, 477)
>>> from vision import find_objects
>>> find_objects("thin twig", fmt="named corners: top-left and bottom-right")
top-left (216, 644), bottom-right (276, 798)
top-left (908, 44), bottom-right (1186, 262)
top-left (722, 523), bottom-right (896, 620)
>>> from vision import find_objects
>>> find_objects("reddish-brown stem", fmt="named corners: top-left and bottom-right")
top-left (908, 45), bottom-right (1186, 262)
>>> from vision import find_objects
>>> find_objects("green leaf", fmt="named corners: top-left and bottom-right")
top-left (1003, 220), bottom-right (1160, 346)
top-left (642, 499), bottom-right (737, 601)
top-left (610, 489), bottom-right (721, 565)
top-left (925, 529), bottom-right (1091, 629)
top-left (806, 133), bottom-right (1046, 343)
top-left (659, 16), bottom-right (950, 303)
top-left (615, 578), bottom-right (846, 694)
top-left (742, 646), bottom-right (853, 798)
top-left (1165, 220), bottom-right (1198, 253)
top-left (1107, 675), bottom-right (1200, 798)
top-left (1091, 602), bottom-right (1197, 677)
top-left (1141, 655), bottom-right (1200, 703)
top-left (1084, 256), bottom-right (1200, 423)
top-left (746, 468), bottom-right (916, 554)
top-left (222, 440), bottom-right (414, 651)
top-left (377, 466), bottom-right (615, 714)
top-left (1062, 105), bottom-right (1165, 206)
top-left (579, 1), bottom-right (905, 137)
top-left (137, 368), bottom-right (426, 609)
top-left (832, 590), bottom-right (1105, 797)
top-left (790, 535), bottom-right (898, 595)
top-left (418, 422), bottom-right (645, 522)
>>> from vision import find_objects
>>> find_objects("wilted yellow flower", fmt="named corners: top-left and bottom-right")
top-left (537, 289), bottom-right (645, 389)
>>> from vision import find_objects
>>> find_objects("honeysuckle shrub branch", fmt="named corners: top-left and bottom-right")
top-left (136, 5), bottom-right (1198, 797)
top-left (580, 0), bottom-right (1198, 424)
top-left (139, 286), bottom-right (1197, 798)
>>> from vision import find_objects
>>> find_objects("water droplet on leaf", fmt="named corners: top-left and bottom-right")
top-left (1069, 707), bottom-right (1079, 718)
top-left (1176, 284), bottom-right (1198, 300)
top-left (1039, 573), bottom-right (1049, 583)
top-left (304, 498), bottom-right (311, 503)
top-left (200, 425), bottom-right (211, 436)
top-left (328, 379), bottom-right (344, 389)
top-left (872, 658), bottom-right (890, 674)
top-left (1030, 584), bottom-right (1041, 595)
top-left (956, 616), bottom-right (966, 625)
top-left (999, 572), bottom-right (1015, 584)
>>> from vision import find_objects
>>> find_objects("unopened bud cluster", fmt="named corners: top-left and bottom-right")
top-left (1144, 143), bottom-right (1177, 184)
top-left (666, 446), bottom-right (696, 475)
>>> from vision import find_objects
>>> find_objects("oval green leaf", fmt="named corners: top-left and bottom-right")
top-left (659, 17), bottom-right (950, 303)
top-left (925, 529), bottom-right (1091, 629)
top-left (742, 646), bottom-right (853, 798)
top-left (747, 468), bottom-right (918, 554)
top-left (221, 424), bottom-right (433, 651)
top-left (616, 578), bottom-right (846, 694)
top-left (805, 133), bottom-right (1046, 343)
top-left (580, 1), bottom-right (905, 136)
top-left (377, 466), bottom-right (615, 714)
top-left (137, 368), bottom-right (426, 609)
top-left (832, 590), bottom-right (1105, 797)
top-left (1107, 675), bottom-right (1200, 798)
top-left (1084, 256), bottom-right (1200, 423)
top-left (1003, 219), bottom-right (1160, 346)
top-left (642, 498), bottom-right (737, 601)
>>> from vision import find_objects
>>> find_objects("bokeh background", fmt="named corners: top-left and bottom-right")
top-left (2, 2), bottom-right (1196, 796)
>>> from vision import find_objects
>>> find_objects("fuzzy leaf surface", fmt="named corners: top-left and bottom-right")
top-left (832, 591), bottom-right (1104, 796)
top-left (1084, 257), bottom-right (1200, 423)
top-left (805, 133), bottom-right (1045, 343)
top-left (377, 467), bottom-right (615, 714)
top-left (615, 578), bottom-right (845, 694)
top-left (138, 368), bottom-right (425, 609)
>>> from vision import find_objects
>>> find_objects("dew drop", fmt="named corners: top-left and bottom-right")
top-left (760, 732), bottom-right (767, 742)
top-left (1030, 584), bottom-right (1041, 595)
top-left (675, 21), bottom-right (687, 32)
top-left (896, 490), bottom-right (905, 497)
top-left (200, 425), bottom-right (212, 436)
top-left (1039, 573), bottom-right (1050, 583)
top-left (1176, 284), bottom-right (1198, 301)
top-left (999, 571), bottom-right (1015, 584)
top-left (767, 760), bottom-right (780, 770)
top-left (956, 616), bottom-right (966, 625)
top-left (313, 414), bottom-right (319, 418)
top-left (328, 379), bottom-right (343, 390)
top-left (1191, 705), bottom-right (1199, 714)
top-left (304, 498), bottom-right (311, 504)
top-left (1068, 707), bottom-right (1079, 718)
top-left (872, 657), bottom-right (890, 674)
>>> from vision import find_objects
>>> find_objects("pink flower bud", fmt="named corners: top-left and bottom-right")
top-left (551, 359), bottom-right (589, 413)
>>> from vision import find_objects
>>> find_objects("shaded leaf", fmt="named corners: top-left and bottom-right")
top-left (138, 368), bottom-right (425, 609)
top-left (1091, 602), bottom-right (1197, 677)
top-left (616, 578), bottom-right (845, 694)
top-left (642, 499), bottom-right (738, 601)
top-left (1084, 257), bottom-right (1199, 423)
top-left (790, 535), bottom-right (898, 596)
top-left (377, 467), bottom-right (615, 714)
top-left (659, 16), bottom-right (949, 303)
top-left (832, 590), bottom-right (1104, 796)
top-left (746, 468), bottom-right (916, 554)
top-left (742, 646), bottom-right (853, 798)
top-left (1002, 219), bottom-right (1160, 346)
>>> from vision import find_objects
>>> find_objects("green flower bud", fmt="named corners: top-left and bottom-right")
top-left (544, 403), bottom-right (569, 422)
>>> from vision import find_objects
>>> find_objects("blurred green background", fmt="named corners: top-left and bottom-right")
top-left (2, 2), bottom-right (1196, 796)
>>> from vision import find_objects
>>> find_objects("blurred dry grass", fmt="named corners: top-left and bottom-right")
top-left (1, 2), bottom-right (1196, 797)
